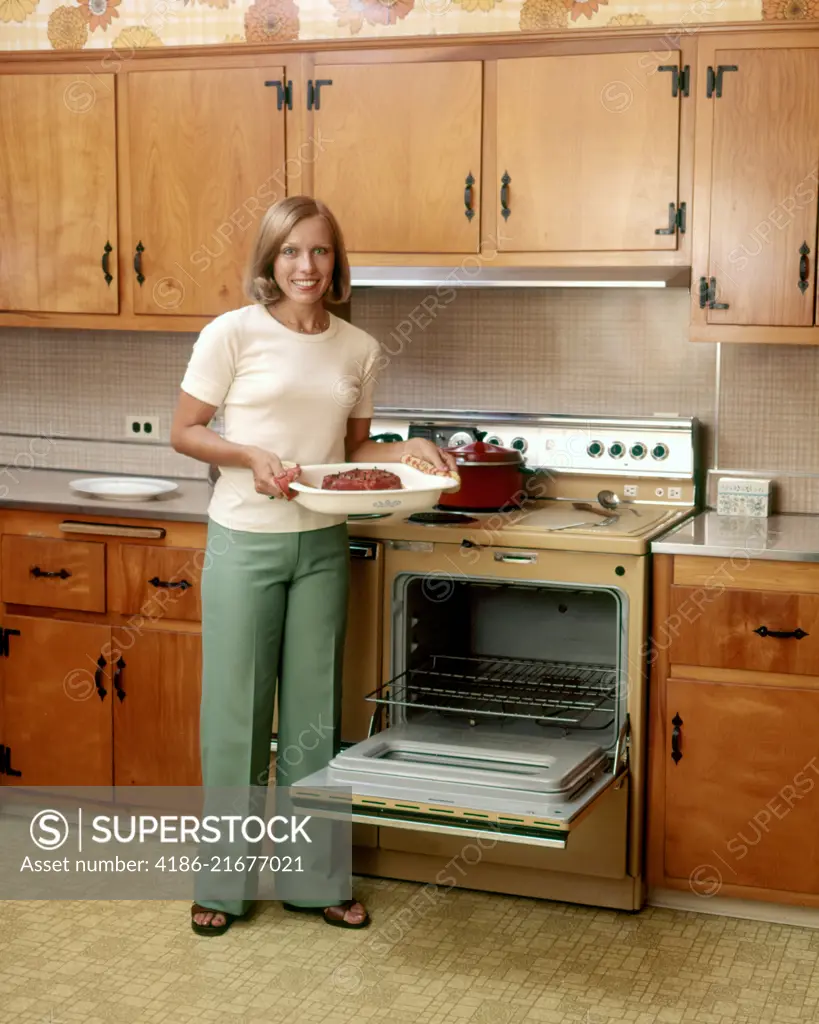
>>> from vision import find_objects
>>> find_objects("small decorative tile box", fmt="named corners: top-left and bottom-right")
top-left (716, 477), bottom-right (772, 518)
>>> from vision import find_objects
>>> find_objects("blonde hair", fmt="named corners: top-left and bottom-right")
top-left (246, 196), bottom-right (351, 306)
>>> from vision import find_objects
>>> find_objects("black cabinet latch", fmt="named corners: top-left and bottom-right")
top-left (264, 79), bottom-right (292, 111)
top-left (307, 79), bottom-right (333, 111)
top-left (0, 745), bottom-right (22, 777)
top-left (655, 202), bottom-right (686, 236)
top-left (0, 627), bottom-right (20, 658)
top-left (658, 64), bottom-right (690, 98)
top-left (707, 64), bottom-right (738, 99)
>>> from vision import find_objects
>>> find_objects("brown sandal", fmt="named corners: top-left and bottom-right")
top-left (283, 900), bottom-right (370, 929)
top-left (190, 902), bottom-right (239, 937)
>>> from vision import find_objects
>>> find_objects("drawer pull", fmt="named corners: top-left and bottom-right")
top-left (494, 552), bottom-right (537, 564)
top-left (30, 566), bottom-right (71, 580)
top-left (754, 626), bottom-right (808, 640)
top-left (113, 657), bottom-right (126, 702)
top-left (671, 712), bottom-right (683, 764)
top-left (148, 576), bottom-right (192, 590)
top-left (60, 520), bottom-right (166, 539)
top-left (94, 654), bottom-right (107, 702)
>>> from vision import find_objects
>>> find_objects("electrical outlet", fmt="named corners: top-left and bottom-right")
top-left (669, 487), bottom-right (682, 500)
top-left (624, 485), bottom-right (638, 497)
top-left (125, 415), bottom-right (160, 440)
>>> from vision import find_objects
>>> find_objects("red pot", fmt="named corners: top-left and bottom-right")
top-left (439, 439), bottom-right (525, 511)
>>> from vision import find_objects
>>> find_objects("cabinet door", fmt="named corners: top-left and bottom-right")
top-left (705, 50), bottom-right (819, 326)
top-left (0, 616), bottom-right (112, 786)
top-left (0, 74), bottom-right (118, 314)
top-left (665, 678), bottom-right (819, 896)
top-left (496, 53), bottom-right (681, 253)
top-left (126, 66), bottom-right (286, 317)
top-left (111, 628), bottom-right (202, 786)
top-left (311, 62), bottom-right (482, 253)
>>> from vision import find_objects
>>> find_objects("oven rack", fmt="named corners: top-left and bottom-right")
top-left (366, 654), bottom-right (617, 727)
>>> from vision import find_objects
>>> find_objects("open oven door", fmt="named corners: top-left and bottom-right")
top-left (291, 717), bottom-right (629, 850)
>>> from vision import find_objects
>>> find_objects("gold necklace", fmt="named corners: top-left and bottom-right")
top-left (268, 306), bottom-right (329, 334)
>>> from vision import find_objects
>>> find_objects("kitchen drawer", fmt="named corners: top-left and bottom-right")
top-left (673, 556), bottom-right (819, 595)
top-left (0, 534), bottom-right (105, 612)
top-left (668, 585), bottom-right (819, 675)
top-left (110, 544), bottom-right (202, 622)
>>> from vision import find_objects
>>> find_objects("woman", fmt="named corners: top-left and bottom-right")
top-left (171, 195), bottom-right (455, 936)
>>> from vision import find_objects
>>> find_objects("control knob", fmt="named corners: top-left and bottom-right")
top-left (608, 442), bottom-right (626, 459)
top-left (651, 443), bottom-right (669, 461)
top-left (587, 440), bottom-right (604, 458)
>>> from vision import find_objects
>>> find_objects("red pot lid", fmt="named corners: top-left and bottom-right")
top-left (445, 439), bottom-right (523, 464)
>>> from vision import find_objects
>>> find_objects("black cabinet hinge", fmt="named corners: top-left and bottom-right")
top-left (0, 745), bottom-right (22, 777)
top-left (264, 79), bottom-right (292, 111)
top-left (658, 64), bottom-right (690, 98)
top-left (655, 201), bottom-right (686, 236)
top-left (307, 79), bottom-right (333, 111)
top-left (699, 276), bottom-right (729, 310)
top-left (0, 627), bottom-right (20, 658)
top-left (707, 64), bottom-right (738, 99)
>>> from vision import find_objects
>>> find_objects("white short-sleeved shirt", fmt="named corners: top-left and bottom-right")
top-left (180, 303), bottom-right (381, 533)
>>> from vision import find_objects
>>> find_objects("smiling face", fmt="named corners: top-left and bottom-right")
top-left (272, 215), bottom-right (336, 306)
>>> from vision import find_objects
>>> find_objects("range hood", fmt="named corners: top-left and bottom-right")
top-left (349, 266), bottom-right (691, 289)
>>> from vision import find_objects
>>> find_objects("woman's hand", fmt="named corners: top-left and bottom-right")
top-left (401, 438), bottom-right (458, 473)
top-left (244, 446), bottom-right (301, 500)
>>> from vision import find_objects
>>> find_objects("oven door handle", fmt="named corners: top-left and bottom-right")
top-left (494, 552), bottom-right (537, 564)
top-left (347, 812), bottom-right (567, 849)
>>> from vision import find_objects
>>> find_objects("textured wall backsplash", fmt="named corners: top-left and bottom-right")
top-left (0, 287), bottom-right (817, 512)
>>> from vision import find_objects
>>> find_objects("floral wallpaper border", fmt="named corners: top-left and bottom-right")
top-left (0, 0), bottom-right (817, 55)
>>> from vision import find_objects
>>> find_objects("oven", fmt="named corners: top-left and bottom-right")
top-left (292, 411), bottom-right (698, 910)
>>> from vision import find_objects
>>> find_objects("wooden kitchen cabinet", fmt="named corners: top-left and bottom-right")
top-left (308, 61), bottom-right (483, 254)
top-left (0, 73), bottom-right (118, 315)
top-left (0, 615), bottom-right (112, 786)
top-left (111, 627), bottom-right (202, 786)
top-left (495, 52), bottom-right (684, 254)
top-left (648, 553), bottom-right (819, 907)
top-left (664, 676), bottom-right (819, 897)
top-left (691, 38), bottom-right (819, 343)
top-left (124, 65), bottom-right (287, 317)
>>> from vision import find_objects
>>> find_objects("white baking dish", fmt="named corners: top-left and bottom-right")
top-left (289, 462), bottom-right (459, 516)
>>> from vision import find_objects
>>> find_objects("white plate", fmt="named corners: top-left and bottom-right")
top-left (289, 463), bottom-right (459, 517)
top-left (69, 477), bottom-right (179, 502)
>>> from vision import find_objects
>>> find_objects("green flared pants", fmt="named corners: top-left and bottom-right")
top-left (193, 518), bottom-right (350, 916)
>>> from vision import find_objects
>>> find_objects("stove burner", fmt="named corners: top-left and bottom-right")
top-left (408, 512), bottom-right (479, 525)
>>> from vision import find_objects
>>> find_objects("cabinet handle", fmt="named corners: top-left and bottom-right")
top-left (148, 576), bottom-right (192, 590)
top-left (101, 241), bottom-right (113, 286)
top-left (134, 241), bottom-right (145, 285)
top-left (671, 712), bottom-right (683, 764)
top-left (30, 566), bottom-right (71, 580)
top-left (754, 626), bottom-right (808, 640)
top-left (464, 173), bottom-right (475, 221)
top-left (494, 552), bottom-right (537, 564)
top-left (500, 172), bottom-right (511, 221)
top-left (264, 79), bottom-right (292, 111)
top-left (799, 242), bottom-right (811, 295)
top-left (113, 657), bottom-right (126, 702)
top-left (698, 277), bottom-right (709, 309)
top-left (95, 654), bottom-right (107, 702)
top-left (708, 277), bottom-right (729, 310)
top-left (655, 202), bottom-right (676, 235)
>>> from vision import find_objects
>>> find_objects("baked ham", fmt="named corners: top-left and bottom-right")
top-left (322, 468), bottom-right (403, 491)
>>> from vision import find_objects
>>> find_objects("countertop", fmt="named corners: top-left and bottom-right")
top-left (651, 510), bottom-right (819, 563)
top-left (0, 468), bottom-right (211, 522)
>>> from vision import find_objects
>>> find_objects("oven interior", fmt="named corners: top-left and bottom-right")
top-left (372, 574), bottom-right (627, 756)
